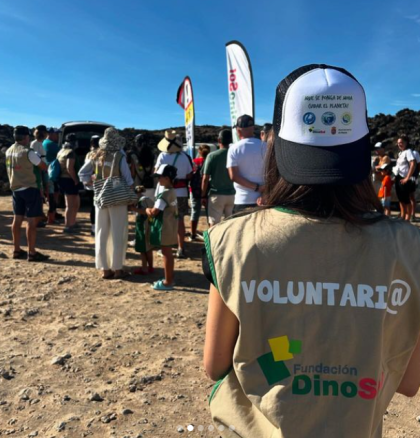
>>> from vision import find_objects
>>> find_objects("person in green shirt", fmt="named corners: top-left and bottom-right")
top-left (201, 130), bottom-right (236, 226)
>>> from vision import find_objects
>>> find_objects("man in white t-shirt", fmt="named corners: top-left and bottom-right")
top-left (227, 115), bottom-right (266, 213)
top-left (30, 125), bottom-right (49, 225)
top-left (155, 130), bottom-right (193, 258)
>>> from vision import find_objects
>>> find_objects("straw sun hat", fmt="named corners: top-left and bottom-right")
top-left (158, 130), bottom-right (183, 153)
top-left (99, 127), bottom-right (126, 152)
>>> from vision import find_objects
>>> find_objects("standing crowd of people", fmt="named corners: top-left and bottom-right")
top-left (373, 135), bottom-right (420, 220)
top-left (4, 120), bottom-right (270, 285)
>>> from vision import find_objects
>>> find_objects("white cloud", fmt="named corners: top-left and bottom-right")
top-left (390, 100), bottom-right (412, 106)
top-left (405, 14), bottom-right (420, 24)
top-left (0, 7), bottom-right (31, 25)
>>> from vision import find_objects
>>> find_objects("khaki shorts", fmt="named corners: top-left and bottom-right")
top-left (177, 196), bottom-right (189, 219)
top-left (207, 195), bottom-right (235, 225)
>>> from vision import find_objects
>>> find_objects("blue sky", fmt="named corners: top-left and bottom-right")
top-left (0, 0), bottom-right (419, 129)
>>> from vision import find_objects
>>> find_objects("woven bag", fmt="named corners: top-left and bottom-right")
top-left (93, 153), bottom-right (137, 209)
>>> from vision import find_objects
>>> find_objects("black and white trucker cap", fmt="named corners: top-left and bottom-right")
top-left (273, 64), bottom-right (371, 184)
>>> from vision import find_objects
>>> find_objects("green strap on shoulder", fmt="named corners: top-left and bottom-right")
top-left (203, 230), bottom-right (219, 290)
top-left (172, 152), bottom-right (180, 166)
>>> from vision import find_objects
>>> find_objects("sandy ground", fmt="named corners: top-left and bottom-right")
top-left (0, 195), bottom-right (419, 438)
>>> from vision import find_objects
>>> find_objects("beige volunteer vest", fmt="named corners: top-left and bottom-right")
top-left (151, 188), bottom-right (178, 247)
top-left (6, 143), bottom-right (39, 191)
top-left (57, 148), bottom-right (74, 178)
top-left (95, 151), bottom-right (122, 179)
top-left (205, 208), bottom-right (420, 438)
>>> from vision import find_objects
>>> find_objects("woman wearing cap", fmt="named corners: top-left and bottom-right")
top-left (57, 133), bottom-right (81, 232)
top-left (203, 65), bottom-right (420, 438)
top-left (155, 130), bottom-right (192, 258)
top-left (393, 135), bottom-right (417, 221)
top-left (78, 127), bottom-right (134, 279)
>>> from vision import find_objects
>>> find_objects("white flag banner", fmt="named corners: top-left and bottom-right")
top-left (226, 41), bottom-right (255, 142)
top-left (176, 76), bottom-right (195, 158)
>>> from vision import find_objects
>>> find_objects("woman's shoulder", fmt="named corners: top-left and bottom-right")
top-left (207, 209), bottom-right (262, 239)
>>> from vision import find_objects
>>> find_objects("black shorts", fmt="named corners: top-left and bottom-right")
top-left (12, 187), bottom-right (43, 218)
top-left (58, 177), bottom-right (80, 196)
top-left (395, 175), bottom-right (416, 204)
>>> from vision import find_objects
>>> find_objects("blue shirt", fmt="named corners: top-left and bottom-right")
top-left (43, 139), bottom-right (60, 164)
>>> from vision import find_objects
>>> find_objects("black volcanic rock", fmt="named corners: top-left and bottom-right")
top-left (1, 109), bottom-right (420, 193)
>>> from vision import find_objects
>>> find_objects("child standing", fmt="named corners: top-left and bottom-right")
top-left (146, 164), bottom-right (178, 290)
top-left (130, 190), bottom-right (155, 275)
top-left (378, 163), bottom-right (393, 216)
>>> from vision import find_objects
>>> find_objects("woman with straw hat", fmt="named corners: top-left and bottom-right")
top-left (79, 127), bottom-right (133, 279)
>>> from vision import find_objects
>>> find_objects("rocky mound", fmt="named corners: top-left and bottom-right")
top-left (1, 109), bottom-right (419, 193)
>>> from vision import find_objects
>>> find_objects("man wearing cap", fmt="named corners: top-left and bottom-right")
top-left (6, 126), bottom-right (50, 262)
top-left (227, 115), bottom-right (266, 213)
top-left (155, 130), bottom-right (192, 258)
top-left (201, 129), bottom-right (235, 226)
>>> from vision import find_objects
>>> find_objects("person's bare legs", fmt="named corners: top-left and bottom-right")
top-left (146, 250), bottom-right (153, 269)
top-left (65, 194), bottom-right (79, 227)
top-left (140, 253), bottom-right (148, 273)
top-left (404, 203), bottom-right (412, 221)
top-left (27, 217), bottom-right (38, 255)
top-left (74, 194), bottom-right (80, 224)
top-left (177, 218), bottom-right (185, 250)
top-left (191, 219), bottom-right (198, 238)
top-left (399, 202), bottom-right (405, 219)
top-left (161, 247), bottom-right (174, 285)
top-left (410, 193), bottom-right (416, 220)
top-left (12, 215), bottom-right (24, 252)
top-left (64, 194), bottom-right (71, 227)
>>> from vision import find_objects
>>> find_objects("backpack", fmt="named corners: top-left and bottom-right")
top-left (48, 158), bottom-right (61, 182)
top-left (189, 160), bottom-right (204, 199)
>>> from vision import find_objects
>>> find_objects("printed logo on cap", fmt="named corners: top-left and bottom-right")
top-left (341, 112), bottom-right (352, 125)
top-left (302, 112), bottom-right (316, 125)
top-left (278, 67), bottom-right (371, 148)
top-left (321, 112), bottom-right (336, 126)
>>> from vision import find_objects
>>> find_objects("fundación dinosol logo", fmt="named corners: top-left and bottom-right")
top-left (257, 335), bottom-right (384, 400)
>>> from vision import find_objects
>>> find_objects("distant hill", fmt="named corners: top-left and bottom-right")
top-left (1, 109), bottom-right (420, 192)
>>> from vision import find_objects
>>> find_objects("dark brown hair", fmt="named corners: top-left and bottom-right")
top-left (261, 131), bottom-right (385, 225)
top-left (198, 144), bottom-right (211, 159)
top-left (398, 135), bottom-right (409, 147)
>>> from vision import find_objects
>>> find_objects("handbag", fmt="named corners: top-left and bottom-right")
top-left (93, 152), bottom-right (138, 209)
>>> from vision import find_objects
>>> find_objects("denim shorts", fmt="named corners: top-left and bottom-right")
top-left (380, 196), bottom-right (391, 208)
top-left (190, 194), bottom-right (201, 222)
top-left (12, 187), bottom-right (43, 218)
top-left (177, 197), bottom-right (189, 219)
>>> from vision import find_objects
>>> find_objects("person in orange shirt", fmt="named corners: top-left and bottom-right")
top-left (378, 163), bottom-right (393, 216)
